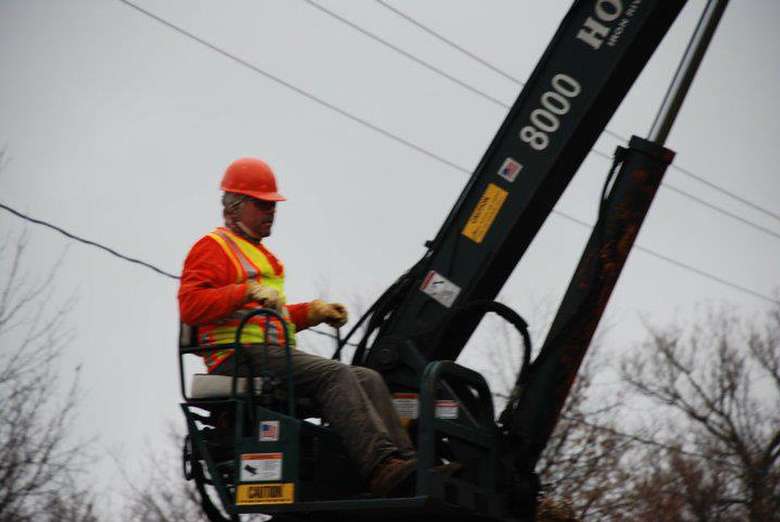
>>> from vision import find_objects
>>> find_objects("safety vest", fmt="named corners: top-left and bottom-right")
top-left (199, 227), bottom-right (296, 372)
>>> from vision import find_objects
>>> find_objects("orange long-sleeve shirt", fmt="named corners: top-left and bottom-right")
top-left (178, 234), bottom-right (310, 332)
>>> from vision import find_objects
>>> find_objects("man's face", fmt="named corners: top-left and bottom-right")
top-left (238, 198), bottom-right (276, 239)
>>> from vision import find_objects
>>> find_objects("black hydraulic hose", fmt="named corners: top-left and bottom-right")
top-left (449, 300), bottom-right (533, 383)
top-left (411, 298), bottom-right (532, 386)
top-left (599, 146), bottom-right (626, 220)
top-left (331, 292), bottom-right (383, 361)
top-left (346, 261), bottom-right (426, 364)
top-left (407, 298), bottom-right (533, 433)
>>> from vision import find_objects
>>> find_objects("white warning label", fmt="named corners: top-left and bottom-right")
top-left (435, 400), bottom-right (459, 419)
top-left (393, 393), bottom-right (420, 420)
top-left (240, 453), bottom-right (283, 482)
top-left (420, 271), bottom-right (461, 308)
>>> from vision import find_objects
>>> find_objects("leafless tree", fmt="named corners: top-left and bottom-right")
top-left (617, 306), bottom-right (780, 522)
top-left (120, 430), bottom-right (212, 522)
top-left (534, 362), bottom-right (636, 521)
top-left (0, 227), bottom-right (97, 522)
top-left (473, 309), bottom-right (637, 521)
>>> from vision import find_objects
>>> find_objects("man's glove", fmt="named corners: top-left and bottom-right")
top-left (307, 299), bottom-right (348, 328)
top-left (246, 281), bottom-right (285, 312)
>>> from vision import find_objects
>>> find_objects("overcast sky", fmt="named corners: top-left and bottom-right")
top-left (1, 0), bottom-right (779, 514)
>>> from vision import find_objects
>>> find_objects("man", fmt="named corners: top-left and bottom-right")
top-left (178, 157), bottom-right (416, 497)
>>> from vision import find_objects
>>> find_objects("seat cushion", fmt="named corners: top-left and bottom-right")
top-left (190, 374), bottom-right (264, 399)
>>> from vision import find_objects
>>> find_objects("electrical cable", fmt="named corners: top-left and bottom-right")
top-left (8, 182), bottom-right (768, 341)
top-left (13, 0), bottom-right (774, 307)
top-left (119, 0), bottom-right (778, 245)
top-left (0, 202), bottom-right (181, 280)
top-left (666, 162), bottom-right (780, 223)
top-left (0, 201), bottom-right (371, 343)
top-left (373, 0), bottom-right (524, 86)
top-left (371, 0), bottom-right (780, 227)
top-left (661, 184), bottom-right (780, 241)
top-left (115, 0), bottom-right (465, 176)
top-left (296, 3), bottom-right (780, 296)
top-left (302, 0), bottom-right (507, 108)
top-left (349, 266), bottom-right (426, 364)
top-left (588, 147), bottom-right (780, 241)
top-left (304, 0), bottom-right (513, 114)
top-left (317, 0), bottom-right (780, 241)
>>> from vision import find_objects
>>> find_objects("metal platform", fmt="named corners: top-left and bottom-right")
top-left (250, 495), bottom-right (517, 522)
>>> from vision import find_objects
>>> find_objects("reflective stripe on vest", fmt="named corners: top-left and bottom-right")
top-left (199, 228), bottom-right (296, 372)
top-left (216, 231), bottom-right (258, 279)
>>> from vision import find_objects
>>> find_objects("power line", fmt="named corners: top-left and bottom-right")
top-left (589, 148), bottom-right (780, 242)
top-left (0, 201), bottom-right (371, 343)
top-left (112, 2), bottom-right (576, 224)
top-left (632, 243), bottom-right (774, 303)
top-left (372, 0), bottom-right (626, 144)
top-left (0, 202), bottom-right (180, 280)
top-left (667, 162), bottom-right (780, 223)
top-left (305, 0), bottom-right (510, 112)
top-left (371, 0), bottom-right (780, 227)
top-left (125, 0), bottom-right (780, 246)
top-left (374, 0), bottom-right (524, 86)
top-left (107, 1), bottom-right (778, 305)
top-left (320, 0), bottom-right (780, 240)
top-left (115, 0), bottom-right (464, 175)
top-left (1, 190), bottom-right (776, 313)
top-left (661, 184), bottom-right (780, 241)
top-left (301, 0), bottom-right (506, 108)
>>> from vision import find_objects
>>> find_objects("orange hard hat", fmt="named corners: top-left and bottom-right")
top-left (220, 157), bottom-right (286, 202)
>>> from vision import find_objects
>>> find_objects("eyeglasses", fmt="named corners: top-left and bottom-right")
top-left (249, 199), bottom-right (276, 212)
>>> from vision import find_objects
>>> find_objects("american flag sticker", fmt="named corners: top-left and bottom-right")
top-left (498, 157), bottom-right (523, 183)
top-left (259, 420), bottom-right (280, 442)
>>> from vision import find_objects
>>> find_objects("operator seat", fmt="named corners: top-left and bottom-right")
top-left (178, 321), bottom-right (316, 416)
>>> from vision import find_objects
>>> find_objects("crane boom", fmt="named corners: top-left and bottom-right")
top-left (357, 1), bottom-right (687, 382)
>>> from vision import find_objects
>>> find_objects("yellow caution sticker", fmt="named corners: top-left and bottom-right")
top-left (236, 483), bottom-right (295, 505)
top-left (462, 183), bottom-right (508, 244)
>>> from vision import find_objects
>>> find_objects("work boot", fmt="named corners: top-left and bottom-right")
top-left (368, 457), bottom-right (417, 497)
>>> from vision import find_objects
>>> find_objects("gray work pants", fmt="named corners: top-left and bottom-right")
top-left (213, 345), bottom-right (414, 478)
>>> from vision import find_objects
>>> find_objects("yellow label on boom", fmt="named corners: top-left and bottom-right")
top-left (462, 183), bottom-right (508, 244)
top-left (236, 483), bottom-right (295, 505)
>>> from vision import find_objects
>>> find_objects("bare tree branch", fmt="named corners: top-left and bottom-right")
top-left (0, 223), bottom-right (94, 522)
top-left (619, 305), bottom-right (780, 521)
